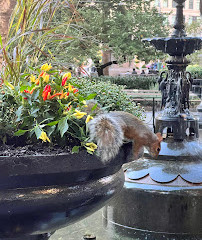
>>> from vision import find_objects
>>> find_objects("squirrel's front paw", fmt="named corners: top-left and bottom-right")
top-left (133, 147), bottom-right (144, 160)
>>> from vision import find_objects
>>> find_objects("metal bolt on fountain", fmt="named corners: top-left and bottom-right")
top-left (103, 1), bottom-right (202, 239)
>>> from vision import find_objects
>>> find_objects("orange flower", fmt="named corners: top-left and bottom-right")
top-left (73, 88), bottom-right (78, 94)
top-left (59, 90), bottom-right (69, 99)
top-left (49, 92), bottom-right (62, 100)
top-left (35, 78), bottom-right (40, 85)
top-left (39, 71), bottom-right (45, 78)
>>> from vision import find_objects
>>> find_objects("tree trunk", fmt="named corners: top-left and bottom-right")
top-left (102, 50), bottom-right (111, 76)
top-left (0, 0), bottom-right (17, 67)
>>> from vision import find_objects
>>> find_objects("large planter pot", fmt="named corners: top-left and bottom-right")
top-left (0, 142), bottom-right (133, 239)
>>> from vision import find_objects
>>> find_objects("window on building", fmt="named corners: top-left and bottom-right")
top-left (155, 0), bottom-right (160, 7)
top-left (172, 0), bottom-right (177, 8)
top-left (163, 0), bottom-right (168, 8)
top-left (196, 0), bottom-right (200, 9)
top-left (189, 0), bottom-right (193, 9)
top-left (172, 0), bottom-right (185, 8)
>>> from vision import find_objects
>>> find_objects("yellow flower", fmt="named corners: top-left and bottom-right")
top-left (41, 63), bottom-right (52, 72)
top-left (39, 131), bottom-right (51, 143)
top-left (6, 82), bottom-right (14, 90)
top-left (68, 83), bottom-right (73, 92)
top-left (30, 75), bottom-right (36, 83)
top-left (86, 115), bottom-right (94, 123)
top-left (73, 109), bottom-right (87, 119)
top-left (82, 100), bottom-right (88, 108)
top-left (43, 73), bottom-right (50, 83)
top-left (85, 142), bottom-right (97, 152)
top-left (62, 72), bottom-right (71, 80)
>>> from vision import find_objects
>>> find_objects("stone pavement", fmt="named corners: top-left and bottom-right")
top-left (50, 111), bottom-right (202, 240)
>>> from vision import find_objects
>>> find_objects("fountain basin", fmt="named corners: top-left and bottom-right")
top-left (104, 144), bottom-right (202, 239)
top-left (0, 142), bottom-right (133, 239)
top-left (143, 37), bottom-right (202, 56)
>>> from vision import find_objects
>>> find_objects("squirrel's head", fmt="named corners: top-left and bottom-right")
top-left (149, 132), bottom-right (163, 158)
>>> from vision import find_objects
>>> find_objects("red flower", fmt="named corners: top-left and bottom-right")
top-left (24, 88), bottom-right (35, 94)
top-left (73, 88), bottom-right (78, 94)
top-left (24, 90), bottom-right (30, 93)
top-left (67, 105), bottom-right (72, 111)
top-left (62, 77), bottom-right (68, 86)
top-left (42, 85), bottom-right (51, 101)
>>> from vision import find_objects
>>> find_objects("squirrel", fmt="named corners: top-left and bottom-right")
top-left (88, 111), bottom-right (163, 162)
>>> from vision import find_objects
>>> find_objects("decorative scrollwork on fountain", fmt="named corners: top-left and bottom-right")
top-left (159, 69), bottom-right (193, 116)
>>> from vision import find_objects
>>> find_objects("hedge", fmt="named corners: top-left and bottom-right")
top-left (89, 75), bottom-right (158, 89)
top-left (186, 65), bottom-right (202, 79)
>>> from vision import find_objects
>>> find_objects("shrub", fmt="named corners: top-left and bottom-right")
top-left (89, 75), bottom-right (158, 90)
top-left (0, 64), bottom-right (144, 154)
top-left (71, 77), bottom-right (144, 120)
top-left (186, 65), bottom-right (202, 79)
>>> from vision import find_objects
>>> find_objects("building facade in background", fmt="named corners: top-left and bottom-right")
top-left (108, 0), bottom-right (201, 76)
top-left (154, 0), bottom-right (200, 24)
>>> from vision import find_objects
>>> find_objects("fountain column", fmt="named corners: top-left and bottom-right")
top-left (103, 1), bottom-right (202, 239)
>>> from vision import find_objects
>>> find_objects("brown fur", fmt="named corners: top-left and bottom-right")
top-left (88, 111), bottom-right (163, 161)
top-left (108, 111), bottom-right (163, 159)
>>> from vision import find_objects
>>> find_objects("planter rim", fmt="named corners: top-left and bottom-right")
top-left (0, 142), bottom-right (133, 176)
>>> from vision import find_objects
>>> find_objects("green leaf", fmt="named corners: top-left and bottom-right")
top-left (14, 129), bottom-right (28, 136)
top-left (0, 34), bottom-right (3, 48)
top-left (31, 89), bottom-right (39, 100)
top-left (46, 125), bottom-right (56, 136)
top-left (46, 121), bottom-right (59, 126)
top-left (15, 106), bottom-right (23, 121)
top-left (34, 126), bottom-right (42, 139)
top-left (30, 107), bottom-right (40, 115)
top-left (58, 117), bottom-right (69, 137)
top-left (91, 103), bottom-right (98, 112)
top-left (72, 146), bottom-right (80, 154)
top-left (85, 93), bottom-right (97, 100)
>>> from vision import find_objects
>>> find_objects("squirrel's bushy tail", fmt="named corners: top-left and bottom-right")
top-left (88, 114), bottom-right (124, 162)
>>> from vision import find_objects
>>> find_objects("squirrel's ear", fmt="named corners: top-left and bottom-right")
top-left (156, 132), bottom-right (163, 142)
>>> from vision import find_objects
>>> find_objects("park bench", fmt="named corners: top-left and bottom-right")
top-left (124, 89), bottom-right (201, 110)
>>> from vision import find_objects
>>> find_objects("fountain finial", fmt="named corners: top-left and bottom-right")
top-left (171, 0), bottom-right (187, 37)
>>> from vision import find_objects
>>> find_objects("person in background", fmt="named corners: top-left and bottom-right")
top-left (141, 69), bottom-right (145, 75)
top-left (132, 68), bottom-right (137, 74)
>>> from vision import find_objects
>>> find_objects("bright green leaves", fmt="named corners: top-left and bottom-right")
top-left (14, 129), bottom-right (29, 136)
top-left (72, 146), bottom-right (80, 154)
top-left (58, 117), bottom-right (69, 138)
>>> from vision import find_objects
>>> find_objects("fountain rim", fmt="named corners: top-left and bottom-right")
top-left (142, 36), bottom-right (202, 42)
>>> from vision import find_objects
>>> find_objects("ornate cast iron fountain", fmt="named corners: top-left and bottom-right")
top-left (103, 1), bottom-right (202, 239)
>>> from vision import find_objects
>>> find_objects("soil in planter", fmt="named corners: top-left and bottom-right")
top-left (0, 136), bottom-right (81, 157)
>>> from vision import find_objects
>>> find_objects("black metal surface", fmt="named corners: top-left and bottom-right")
top-left (0, 143), bottom-right (133, 238)
top-left (0, 233), bottom-right (52, 240)
top-left (144, 37), bottom-right (201, 57)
